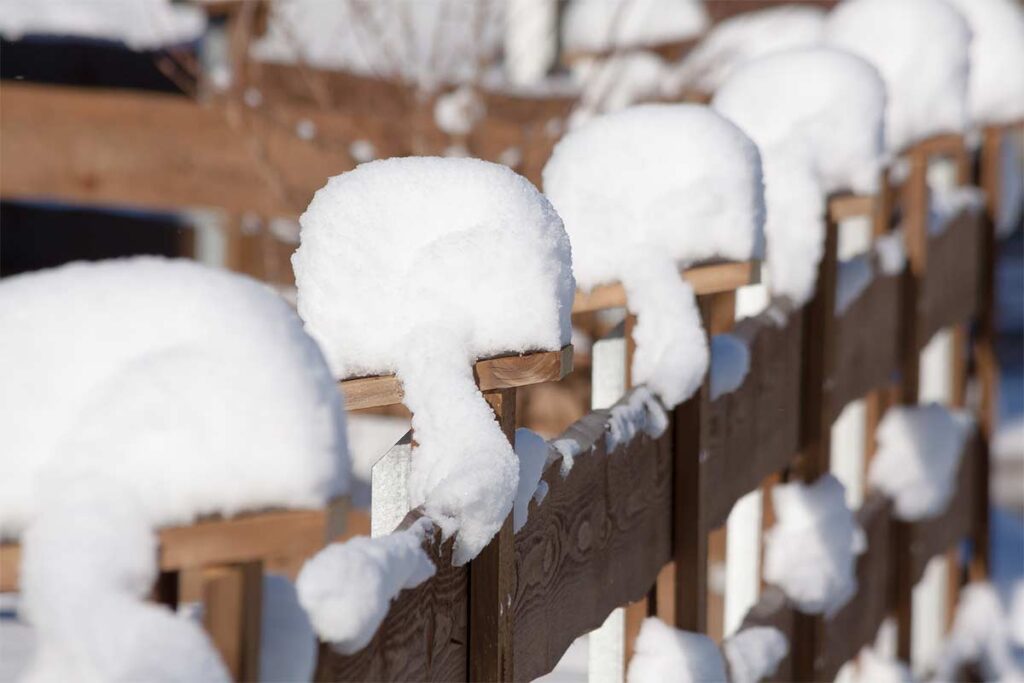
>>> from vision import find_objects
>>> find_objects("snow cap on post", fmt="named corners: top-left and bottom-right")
top-left (713, 47), bottom-right (887, 306)
top-left (943, 0), bottom-right (1024, 127)
top-left (294, 157), bottom-right (574, 564)
top-left (824, 0), bottom-right (971, 153)
top-left (543, 103), bottom-right (765, 408)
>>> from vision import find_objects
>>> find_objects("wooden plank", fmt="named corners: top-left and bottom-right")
top-left (510, 396), bottom-right (674, 681)
top-left (703, 0), bottom-right (837, 24)
top-left (314, 513), bottom-right (469, 682)
top-left (831, 271), bottom-right (902, 422)
top-left (340, 346), bottom-right (572, 411)
top-left (470, 389), bottom-right (517, 682)
top-left (828, 194), bottom-right (876, 223)
top-left (739, 586), bottom-right (798, 682)
top-left (571, 261), bottom-right (760, 313)
top-left (920, 208), bottom-right (982, 343)
top-left (0, 500), bottom-right (348, 592)
top-left (702, 307), bottom-right (803, 531)
top-left (200, 561), bottom-right (263, 682)
top-left (819, 495), bottom-right (893, 681)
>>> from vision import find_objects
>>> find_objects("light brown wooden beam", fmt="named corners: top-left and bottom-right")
top-left (340, 346), bottom-right (573, 411)
top-left (572, 261), bottom-right (759, 314)
top-left (827, 193), bottom-right (875, 222)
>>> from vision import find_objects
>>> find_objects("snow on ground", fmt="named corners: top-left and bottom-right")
top-left (713, 47), bottom-right (886, 307)
top-left (544, 104), bottom-right (764, 407)
top-left (671, 5), bottom-right (825, 96)
top-left (562, 0), bottom-right (706, 54)
top-left (763, 474), bottom-right (865, 616)
top-left (869, 404), bottom-right (973, 521)
top-left (825, 0), bottom-right (971, 154)
top-left (0, 0), bottom-right (205, 49)
top-left (297, 518), bottom-right (435, 654)
top-left (942, 0), bottom-right (1024, 127)
top-left (627, 618), bottom-right (727, 683)
top-left (294, 157), bottom-right (573, 565)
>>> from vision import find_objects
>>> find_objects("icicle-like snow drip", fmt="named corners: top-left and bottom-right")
top-left (19, 480), bottom-right (229, 682)
top-left (297, 519), bottom-right (436, 653)
top-left (620, 253), bottom-right (709, 408)
top-left (396, 329), bottom-right (520, 564)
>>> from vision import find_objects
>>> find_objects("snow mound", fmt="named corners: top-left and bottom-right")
top-left (297, 519), bottom-right (436, 654)
top-left (19, 480), bottom-right (229, 682)
top-left (933, 582), bottom-right (1024, 681)
top-left (0, 0), bottom-right (205, 49)
top-left (713, 47), bottom-right (887, 306)
top-left (563, 0), bottom-right (707, 53)
top-left (0, 258), bottom-right (349, 539)
top-left (944, 0), bottom-right (1024, 127)
top-left (710, 334), bottom-right (750, 400)
top-left (722, 627), bottom-right (789, 683)
top-left (251, 0), bottom-right (503, 90)
top-left (627, 618), bottom-right (727, 683)
top-left (672, 5), bottom-right (825, 95)
top-left (544, 104), bottom-right (765, 407)
top-left (764, 474), bottom-right (864, 616)
top-left (825, 0), bottom-right (971, 153)
top-left (868, 404), bottom-right (973, 521)
top-left (294, 157), bottom-right (573, 564)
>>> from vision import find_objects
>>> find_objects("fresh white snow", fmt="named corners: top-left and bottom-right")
top-left (605, 386), bottom-right (669, 451)
top-left (932, 581), bottom-right (1024, 681)
top-left (672, 5), bottom-right (825, 96)
top-left (513, 428), bottom-right (551, 532)
top-left (627, 617), bottom-right (727, 683)
top-left (943, 0), bottom-right (1024, 127)
top-left (562, 0), bottom-right (707, 54)
top-left (295, 156), bottom-right (573, 564)
top-left (825, 0), bottom-right (971, 154)
top-left (710, 333), bottom-right (751, 400)
top-left (721, 626), bottom-right (789, 683)
top-left (0, 258), bottom-right (350, 539)
top-left (0, 0), bottom-right (205, 49)
top-left (544, 104), bottom-right (765, 407)
top-left (296, 519), bottom-right (436, 654)
top-left (763, 474), bottom-right (865, 616)
top-left (713, 47), bottom-right (887, 306)
top-left (869, 404), bottom-right (973, 521)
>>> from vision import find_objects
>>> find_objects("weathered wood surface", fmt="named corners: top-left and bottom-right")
top-left (511, 394), bottom-right (674, 681)
top-left (920, 208), bottom-right (982, 344)
top-left (820, 494), bottom-right (893, 681)
top-left (340, 346), bottom-right (573, 411)
top-left (831, 271), bottom-right (902, 421)
top-left (314, 514), bottom-right (469, 683)
top-left (702, 307), bottom-right (803, 531)
top-left (572, 261), bottom-right (759, 313)
top-left (703, 0), bottom-right (838, 23)
top-left (907, 431), bottom-right (979, 585)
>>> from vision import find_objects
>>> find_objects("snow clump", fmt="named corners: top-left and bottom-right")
top-left (672, 5), bottom-right (825, 96)
top-left (763, 474), bottom-right (865, 616)
top-left (544, 104), bottom-right (765, 407)
top-left (606, 387), bottom-right (669, 451)
top-left (0, 258), bottom-right (349, 539)
top-left (721, 627), bottom-right (789, 683)
top-left (562, 0), bottom-right (707, 54)
top-left (932, 582), bottom-right (1024, 681)
top-left (627, 618), bottom-right (726, 683)
top-left (710, 334), bottom-right (751, 400)
top-left (294, 157), bottom-right (574, 564)
top-left (513, 428), bottom-right (551, 532)
top-left (297, 519), bottom-right (436, 654)
top-left (868, 404), bottom-right (973, 521)
top-left (825, 0), bottom-right (971, 154)
top-left (943, 0), bottom-right (1024, 127)
top-left (713, 47), bottom-right (887, 306)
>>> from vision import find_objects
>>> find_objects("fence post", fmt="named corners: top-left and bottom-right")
top-left (469, 388), bottom-right (518, 682)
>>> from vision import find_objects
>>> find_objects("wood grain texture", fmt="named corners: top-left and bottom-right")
top-left (920, 208), bottom-right (982, 344)
top-left (831, 272), bottom-right (902, 422)
top-left (819, 495), bottom-right (893, 681)
top-left (572, 261), bottom-right (760, 313)
top-left (341, 346), bottom-right (572, 411)
top-left (702, 307), bottom-right (803, 531)
top-left (510, 397), bottom-right (674, 681)
top-left (314, 513), bottom-right (469, 682)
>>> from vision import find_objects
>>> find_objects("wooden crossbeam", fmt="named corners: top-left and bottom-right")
top-left (339, 345), bottom-right (573, 411)
top-left (0, 497), bottom-right (348, 592)
top-left (827, 193), bottom-right (875, 222)
top-left (571, 261), bottom-right (759, 314)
